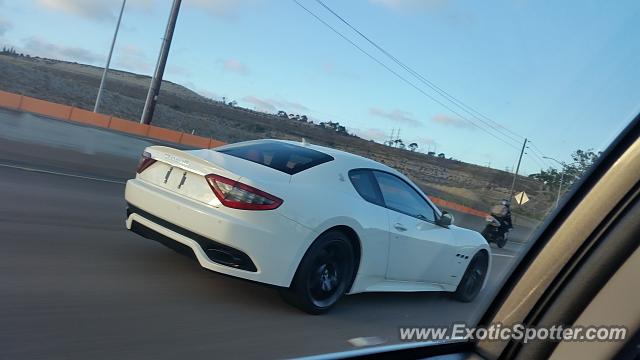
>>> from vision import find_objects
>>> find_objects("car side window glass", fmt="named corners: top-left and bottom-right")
top-left (348, 169), bottom-right (384, 206)
top-left (374, 171), bottom-right (436, 222)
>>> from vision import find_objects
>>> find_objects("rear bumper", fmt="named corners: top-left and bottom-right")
top-left (127, 205), bottom-right (257, 272)
top-left (124, 178), bottom-right (316, 287)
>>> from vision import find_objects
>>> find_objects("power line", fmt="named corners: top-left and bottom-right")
top-left (291, 0), bottom-right (520, 150)
top-left (313, 0), bottom-right (525, 146)
top-left (528, 152), bottom-right (547, 170)
top-left (529, 142), bottom-right (551, 160)
top-left (527, 144), bottom-right (553, 167)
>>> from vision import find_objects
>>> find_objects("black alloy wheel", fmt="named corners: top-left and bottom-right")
top-left (453, 251), bottom-right (489, 302)
top-left (280, 230), bottom-right (355, 314)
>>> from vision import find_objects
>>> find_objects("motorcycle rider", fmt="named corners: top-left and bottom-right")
top-left (483, 199), bottom-right (514, 247)
top-left (500, 199), bottom-right (513, 232)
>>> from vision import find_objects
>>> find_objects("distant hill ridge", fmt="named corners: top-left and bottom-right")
top-left (0, 53), bottom-right (553, 219)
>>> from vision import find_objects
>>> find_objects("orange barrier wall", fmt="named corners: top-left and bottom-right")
top-left (70, 107), bottom-right (111, 127)
top-left (431, 197), bottom-right (488, 218)
top-left (20, 96), bottom-right (72, 120)
top-left (0, 91), bottom-right (22, 109)
top-left (148, 126), bottom-right (183, 143)
top-left (0, 90), bottom-right (490, 218)
top-left (180, 133), bottom-right (211, 148)
top-left (0, 90), bottom-right (220, 149)
top-left (209, 139), bottom-right (226, 148)
top-left (109, 117), bottom-right (149, 137)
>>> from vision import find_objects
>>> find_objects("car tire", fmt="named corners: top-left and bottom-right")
top-left (453, 251), bottom-right (489, 302)
top-left (279, 230), bottom-right (355, 315)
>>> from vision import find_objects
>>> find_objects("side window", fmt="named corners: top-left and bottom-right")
top-left (348, 169), bottom-right (384, 206)
top-left (374, 171), bottom-right (436, 222)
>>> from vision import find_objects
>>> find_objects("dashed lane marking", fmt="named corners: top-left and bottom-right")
top-left (0, 163), bottom-right (125, 184)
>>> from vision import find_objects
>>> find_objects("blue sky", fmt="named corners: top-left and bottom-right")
top-left (1, 0), bottom-right (639, 174)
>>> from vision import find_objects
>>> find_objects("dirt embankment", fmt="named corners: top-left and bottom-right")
top-left (0, 54), bottom-right (554, 219)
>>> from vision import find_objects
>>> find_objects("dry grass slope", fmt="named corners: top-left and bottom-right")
top-left (0, 54), bottom-right (554, 219)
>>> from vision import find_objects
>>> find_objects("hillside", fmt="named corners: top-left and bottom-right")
top-left (0, 53), bottom-right (554, 218)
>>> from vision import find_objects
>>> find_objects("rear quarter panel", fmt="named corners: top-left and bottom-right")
top-left (278, 159), bottom-right (391, 289)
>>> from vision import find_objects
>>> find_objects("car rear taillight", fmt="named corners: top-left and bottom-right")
top-left (136, 151), bottom-right (157, 174)
top-left (205, 174), bottom-right (283, 210)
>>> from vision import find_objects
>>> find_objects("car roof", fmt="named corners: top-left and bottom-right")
top-left (244, 138), bottom-right (402, 175)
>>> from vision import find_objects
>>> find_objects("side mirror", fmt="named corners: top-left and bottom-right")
top-left (438, 212), bottom-right (454, 227)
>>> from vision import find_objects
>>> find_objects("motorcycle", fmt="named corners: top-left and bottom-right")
top-left (481, 212), bottom-right (510, 248)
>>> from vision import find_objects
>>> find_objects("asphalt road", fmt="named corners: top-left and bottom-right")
top-left (0, 110), bottom-right (536, 359)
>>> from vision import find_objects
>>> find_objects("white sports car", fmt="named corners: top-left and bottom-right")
top-left (125, 139), bottom-right (490, 314)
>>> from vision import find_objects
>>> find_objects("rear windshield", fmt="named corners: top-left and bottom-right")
top-left (217, 141), bottom-right (334, 175)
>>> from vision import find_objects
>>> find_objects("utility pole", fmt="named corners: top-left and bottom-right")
top-left (140, 0), bottom-right (182, 125)
top-left (509, 138), bottom-right (528, 203)
top-left (94, 0), bottom-right (126, 113)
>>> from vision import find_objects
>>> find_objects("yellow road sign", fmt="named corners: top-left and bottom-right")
top-left (515, 191), bottom-right (529, 205)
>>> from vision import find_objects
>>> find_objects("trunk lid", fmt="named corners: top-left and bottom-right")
top-left (138, 146), bottom-right (290, 206)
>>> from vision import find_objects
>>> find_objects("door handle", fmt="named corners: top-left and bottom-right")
top-left (394, 223), bottom-right (407, 232)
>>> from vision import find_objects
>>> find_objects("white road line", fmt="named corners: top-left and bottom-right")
top-left (0, 163), bottom-right (125, 184)
top-left (492, 253), bottom-right (515, 258)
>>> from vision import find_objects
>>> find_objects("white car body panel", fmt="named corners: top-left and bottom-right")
top-left (124, 139), bottom-right (491, 295)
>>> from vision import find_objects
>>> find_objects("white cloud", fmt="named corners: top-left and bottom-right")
top-left (352, 127), bottom-right (388, 142)
top-left (242, 95), bottom-right (277, 112)
top-left (370, 107), bottom-right (422, 127)
top-left (413, 136), bottom-right (437, 146)
top-left (269, 99), bottom-right (309, 112)
top-left (38, 0), bottom-right (115, 21)
top-left (113, 44), bottom-right (152, 73)
top-left (241, 95), bottom-right (312, 114)
top-left (218, 58), bottom-right (250, 75)
top-left (197, 89), bottom-right (218, 100)
top-left (22, 36), bottom-right (102, 63)
top-left (431, 113), bottom-right (473, 129)
top-left (37, 0), bottom-right (154, 21)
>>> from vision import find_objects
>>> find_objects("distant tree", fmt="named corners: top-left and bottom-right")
top-left (408, 142), bottom-right (418, 152)
top-left (1, 46), bottom-right (17, 55)
top-left (300, 115), bottom-right (308, 122)
top-left (277, 110), bottom-right (288, 118)
top-left (427, 151), bottom-right (436, 156)
top-left (320, 121), bottom-right (336, 130)
top-left (529, 148), bottom-right (601, 190)
top-left (228, 100), bottom-right (237, 107)
top-left (529, 167), bottom-right (560, 188)
top-left (394, 139), bottom-right (405, 149)
top-left (438, 153), bottom-right (445, 158)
